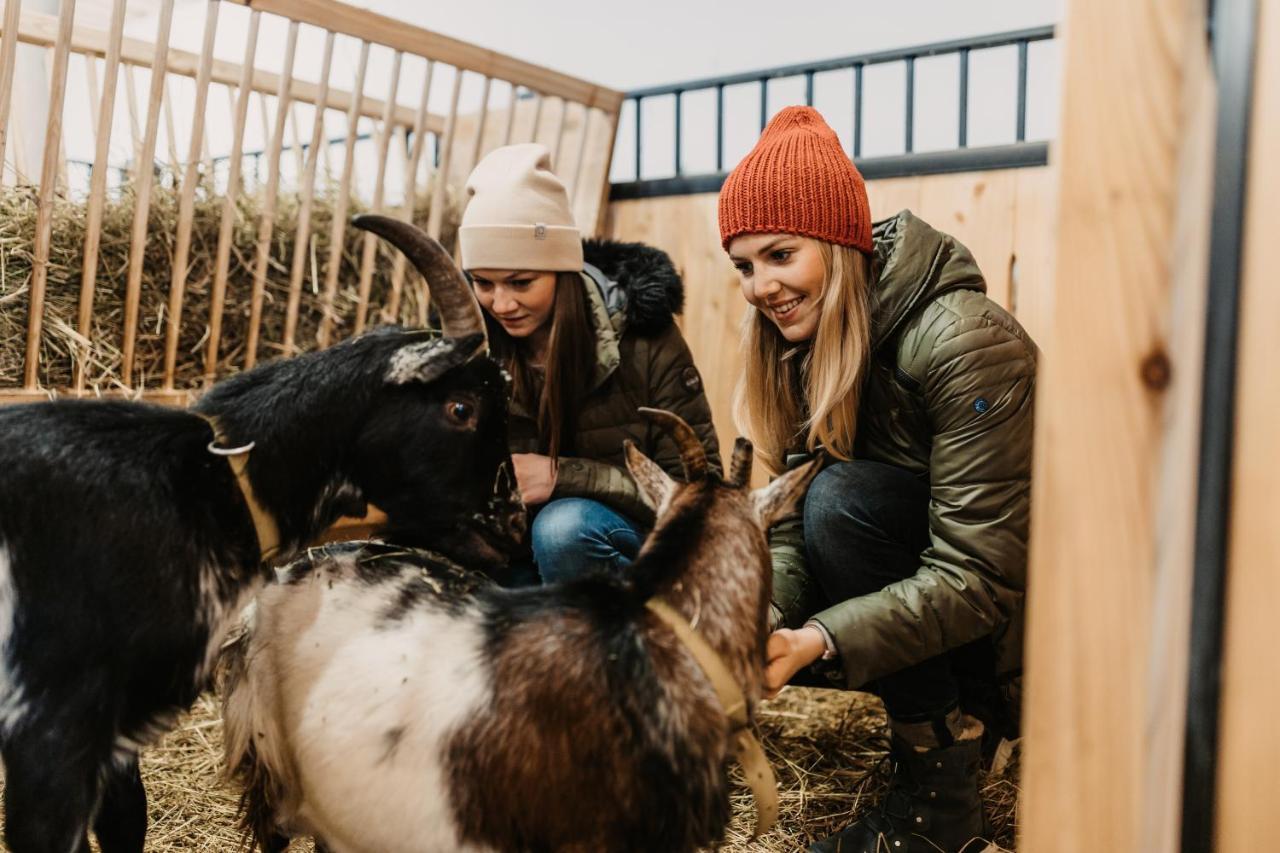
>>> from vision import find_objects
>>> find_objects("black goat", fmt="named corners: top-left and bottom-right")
top-left (0, 217), bottom-right (522, 853)
top-left (222, 410), bottom-right (820, 853)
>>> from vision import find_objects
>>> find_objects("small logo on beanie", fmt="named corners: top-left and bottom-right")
top-left (534, 223), bottom-right (547, 240)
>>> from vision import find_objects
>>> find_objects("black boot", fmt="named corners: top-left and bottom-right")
top-left (808, 734), bottom-right (988, 853)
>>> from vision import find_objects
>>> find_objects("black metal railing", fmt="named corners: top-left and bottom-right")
top-left (611, 25), bottom-right (1055, 199)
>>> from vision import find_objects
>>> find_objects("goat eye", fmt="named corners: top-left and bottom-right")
top-left (445, 399), bottom-right (476, 425)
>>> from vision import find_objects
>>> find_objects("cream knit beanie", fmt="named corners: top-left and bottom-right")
top-left (458, 143), bottom-right (584, 271)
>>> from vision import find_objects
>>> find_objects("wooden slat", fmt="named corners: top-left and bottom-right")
top-left (501, 81), bottom-right (517, 146)
top-left (83, 51), bottom-right (99, 142)
top-left (1215, 0), bottom-right (1280, 845)
top-left (161, 0), bottom-right (221, 390)
top-left (73, 0), bottom-right (126, 392)
top-left (3, 9), bottom-right (446, 134)
top-left (288, 102), bottom-right (304, 178)
top-left (243, 20), bottom-right (299, 368)
top-left (466, 74), bottom-right (491, 176)
top-left (204, 10), bottom-right (262, 383)
top-left (353, 49), bottom-right (402, 335)
top-left (162, 77), bottom-right (181, 172)
top-left (281, 30), bottom-right (335, 350)
top-left (22, 0), bottom-right (76, 390)
top-left (568, 103), bottom-right (592, 199)
top-left (386, 58), bottom-right (434, 324)
top-left (0, 388), bottom-right (192, 406)
top-left (123, 61), bottom-right (141, 175)
top-left (426, 68), bottom-right (462, 242)
top-left (220, 0), bottom-right (624, 112)
top-left (0, 0), bottom-right (22, 175)
top-left (549, 96), bottom-right (567, 170)
top-left (315, 39), bottom-right (369, 349)
top-left (528, 91), bottom-right (543, 143)
top-left (1019, 0), bottom-right (1211, 849)
top-left (581, 104), bottom-right (618, 236)
top-left (119, 0), bottom-right (176, 388)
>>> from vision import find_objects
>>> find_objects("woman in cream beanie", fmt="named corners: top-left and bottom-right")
top-left (720, 107), bottom-right (1038, 852)
top-left (459, 143), bottom-right (718, 586)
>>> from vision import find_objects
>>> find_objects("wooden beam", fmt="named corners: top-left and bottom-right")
top-left (220, 0), bottom-right (624, 112)
top-left (1019, 0), bottom-right (1214, 850)
top-left (0, 0), bottom-right (22, 176)
top-left (0, 388), bottom-right (193, 406)
top-left (2, 8), bottom-right (445, 135)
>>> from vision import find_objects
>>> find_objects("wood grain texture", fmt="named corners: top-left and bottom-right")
top-left (1215, 0), bottom-right (1280, 846)
top-left (1019, 1), bottom-right (1209, 850)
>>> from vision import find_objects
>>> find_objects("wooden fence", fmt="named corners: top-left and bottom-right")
top-left (0, 0), bottom-right (623, 403)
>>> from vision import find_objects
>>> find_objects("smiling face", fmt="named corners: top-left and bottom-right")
top-left (469, 269), bottom-right (558, 339)
top-left (727, 233), bottom-right (828, 343)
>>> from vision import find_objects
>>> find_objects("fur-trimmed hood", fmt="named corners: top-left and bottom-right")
top-left (582, 238), bottom-right (684, 336)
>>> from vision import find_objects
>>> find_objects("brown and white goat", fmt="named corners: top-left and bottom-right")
top-left (221, 410), bottom-right (820, 853)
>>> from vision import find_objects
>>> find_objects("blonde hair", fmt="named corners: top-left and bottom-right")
top-left (733, 241), bottom-right (873, 474)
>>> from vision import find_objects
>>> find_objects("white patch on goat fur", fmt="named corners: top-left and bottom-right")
top-left (385, 338), bottom-right (450, 385)
top-left (0, 544), bottom-right (28, 736)
top-left (195, 559), bottom-right (264, 685)
top-left (253, 563), bottom-right (494, 853)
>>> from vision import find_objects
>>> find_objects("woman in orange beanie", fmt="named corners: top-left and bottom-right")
top-left (720, 106), bottom-right (1037, 853)
top-left (458, 143), bottom-right (719, 586)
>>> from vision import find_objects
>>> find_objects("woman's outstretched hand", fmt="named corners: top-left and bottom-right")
top-left (512, 453), bottom-right (558, 505)
top-left (763, 626), bottom-right (827, 699)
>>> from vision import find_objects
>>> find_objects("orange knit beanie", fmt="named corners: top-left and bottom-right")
top-left (718, 106), bottom-right (872, 253)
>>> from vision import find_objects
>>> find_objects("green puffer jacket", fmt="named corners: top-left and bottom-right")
top-left (770, 210), bottom-right (1037, 691)
top-left (501, 239), bottom-right (720, 524)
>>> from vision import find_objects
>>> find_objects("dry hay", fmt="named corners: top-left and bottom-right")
top-left (0, 688), bottom-right (1018, 851)
top-left (0, 175), bottom-right (461, 394)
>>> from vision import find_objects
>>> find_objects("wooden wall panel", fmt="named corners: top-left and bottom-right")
top-left (1215, 0), bottom-right (1280, 846)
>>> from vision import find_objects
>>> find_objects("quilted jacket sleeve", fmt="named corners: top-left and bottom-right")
top-left (811, 314), bottom-right (1036, 688)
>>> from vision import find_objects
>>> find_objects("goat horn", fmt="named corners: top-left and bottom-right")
top-left (638, 407), bottom-right (707, 482)
top-left (727, 438), bottom-right (753, 488)
top-left (350, 215), bottom-right (486, 347)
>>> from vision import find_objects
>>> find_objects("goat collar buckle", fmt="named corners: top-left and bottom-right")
top-left (199, 414), bottom-right (281, 564)
top-left (644, 597), bottom-right (779, 838)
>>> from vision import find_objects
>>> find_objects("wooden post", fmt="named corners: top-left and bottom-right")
top-left (280, 30), bottom-right (335, 351)
top-left (465, 73), bottom-right (491, 176)
top-left (316, 38), bottom-right (370, 348)
top-left (352, 48), bottom-right (402, 334)
top-left (0, 0), bottom-right (21, 176)
top-left (568, 103), bottom-right (592, 200)
top-left (119, 0), bottom-right (176, 388)
top-left (204, 10), bottom-right (261, 384)
top-left (161, 0), bottom-right (220, 390)
top-left (385, 57), bottom-right (434, 324)
top-left (74, 0), bottom-right (127, 392)
top-left (425, 67), bottom-right (462, 242)
top-left (1019, 0), bottom-right (1215, 850)
top-left (123, 61), bottom-right (141, 175)
top-left (1215, 0), bottom-right (1279, 845)
top-left (22, 0), bottom-right (76, 390)
top-left (83, 52), bottom-right (99, 144)
top-left (501, 80), bottom-right (517, 146)
top-left (243, 20), bottom-right (299, 369)
top-left (549, 96), bottom-right (566, 170)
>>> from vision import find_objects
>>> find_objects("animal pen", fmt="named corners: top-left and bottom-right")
top-left (0, 0), bottom-right (1277, 849)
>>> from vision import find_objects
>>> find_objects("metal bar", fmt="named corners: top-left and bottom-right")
top-left (715, 83), bottom-right (724, 172)
top-left (204, 10), bottom-right (261, 383)
top-left (1016, 39), bottom-right (1028, 142)
top-left (673, 90), bottom-right (682, 176)
top-left (758, 77), bottom-right (767, 131)
top-left (608, 141), bottom-right (1050, 200)
top-left (23, 0), bottom-right (76, 390)
top-left (120, 0), bottom-right (176, 388)
top-left (280, 30), bottom-right (335, 353)
top-left (1182, 1), bottom-right (1259, 850)
top-left (161, 0), bottom-right (220, 390)
top-left (624, 25), bottom-right (1056, 98)
top-left (74, 0), bottom-right (126, 392)
top-left (804, 69), bottom-right (814, 106)
top-left (958, 48), bottom-right (969, 148)
top-left (353, 48), bottom-right (402, 335)
top-left (904, 56), bottom-right (915, 153)
top-left (633, 95), bottom-right (641, 180)
top-left (243, 19), bottom-right (299, 369)
top-left (854, 63), bottom-right (863, 157)
top-left (316, 39), bottom-right (370, 348)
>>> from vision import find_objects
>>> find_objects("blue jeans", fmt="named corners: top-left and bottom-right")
top-left (530, 498), bottom-right (642, 584)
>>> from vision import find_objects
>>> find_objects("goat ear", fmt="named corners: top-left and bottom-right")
top-left (751, 456), bottom-right (823, 529)
top-left (624, 440), bottom-right (676, 511)
top-left (385, 333), bottom-right (485, 385)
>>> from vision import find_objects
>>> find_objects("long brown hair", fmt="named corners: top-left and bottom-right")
top-left (733, 241), bottom-right (873, 474)
top-left (487, 271), bottom-right (596, 459)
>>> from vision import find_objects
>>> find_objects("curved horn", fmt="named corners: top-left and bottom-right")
top-left (638, 407), bottom-right (707, 482)
top-left (350, 214), bottom-right (486, 345)
top-left (727, 437), bottom-right (753, 488)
